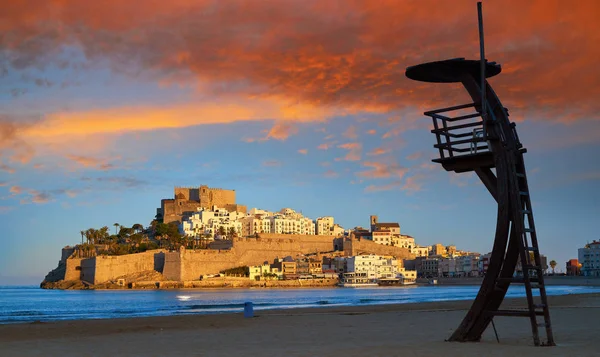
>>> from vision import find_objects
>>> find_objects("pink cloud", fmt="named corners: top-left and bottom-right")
top-left (366, 129), bottom-right (377, 135)
top-left (297, 149), bottom-right (308, 155)
top-left (337, 142), bottom-right (362, 161)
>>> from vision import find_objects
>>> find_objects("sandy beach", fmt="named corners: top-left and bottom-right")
top-left (1, 293), bottom-right (598, 357)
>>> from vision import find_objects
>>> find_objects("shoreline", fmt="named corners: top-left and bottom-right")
top-left (39, 275), bottom-right (600, 290)
top-left (1, 293), bottom-right (599, 356)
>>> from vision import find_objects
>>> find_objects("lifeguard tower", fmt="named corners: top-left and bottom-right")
top-left (405, 3), bottom-right (555, 346)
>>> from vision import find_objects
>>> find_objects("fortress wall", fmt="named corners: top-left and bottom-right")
top-left (163, 251), bottom-right (184, 281)
top-left (81, 258), bottom-right (96, 284)
top-left (90, 250), bottom-right (166, 284)
top-left (208, 189), bottom-right (236, 208)
top-left (344, 238), bottom-right (415, 260)
top-left (180, 250), bottom-right (240, 281)
top-left (64, 258), bottom-right (83, 281)
top-left (165, 235), bottom-right (337, 281)
top-left (61, 247), bottom-right (76, 263)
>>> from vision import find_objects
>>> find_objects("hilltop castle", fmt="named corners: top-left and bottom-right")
top-left (157, 185), bottom-right (247, 224)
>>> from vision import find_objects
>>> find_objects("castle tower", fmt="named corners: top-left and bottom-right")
top-left (370, 215), bottom-right (378, 232)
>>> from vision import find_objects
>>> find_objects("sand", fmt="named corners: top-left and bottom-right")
top-left (1, 293), bottom-right (599, 357)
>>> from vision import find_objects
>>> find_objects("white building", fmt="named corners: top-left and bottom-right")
top-left (456, 254), bottom-right (481, 277)
top-left (249, 263), bottom-right (281, 280)
top-left (412, 246), bottom-right (429, 257)
top-left (315, 216), bottom-right (335, 235)
top-left (346, 255), bottom-right (399, 280)
top-left (242, 207), bottom-right (316, 236)
top-left (392, 235), bottom-right (415, 250)
top-left (180, 206), bottom-right (244, 240)
top-left (270, 208), bottom-right (315, 235)
top-left (579, 241), bottom-right (600, 277)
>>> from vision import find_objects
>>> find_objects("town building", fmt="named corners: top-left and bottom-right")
top-left (180, 206), bottom-right (244, 240)
top-left (430, 244), bottom-right (447, 257)
top-left (271, 257), bottom-right (298, 279)
top-left (579, 241), bottom-right (600, 277)
top-left (346, 255), bottom-right (399, 280)
top-left (420, 258), bottom-right (440, 277)
top-left (566, 259), bottom-right (581, 276)
top-left (370, 215), bottom-right (400, 236)
top-left (242, 208), bottom-right (317, 236)
top-left (372, 229), bottom-right (392, 245)
top-left (411, 246), bottom-right (429, 258)
top-left (392, 235), bottom-right (415, 250)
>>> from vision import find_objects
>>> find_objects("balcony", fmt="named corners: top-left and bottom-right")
top-left (426, 103), bottom-right (494, 173)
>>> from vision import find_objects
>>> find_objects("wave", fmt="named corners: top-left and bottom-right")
top-left (4, 311), bottom-right (45, 317)
top-left (358, 297), bottom-right (410, 304)
top-left (183, 302), bottom-right (277, 310)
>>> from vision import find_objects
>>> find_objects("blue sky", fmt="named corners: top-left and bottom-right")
top-left (1, 0), bottom-right (599, 284)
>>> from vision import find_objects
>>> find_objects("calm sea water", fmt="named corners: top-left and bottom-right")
top-left (1, 285), bottom-right (598, 324)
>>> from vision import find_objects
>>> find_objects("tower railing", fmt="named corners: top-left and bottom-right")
top-left (425, 103), bottom-right (490, 161)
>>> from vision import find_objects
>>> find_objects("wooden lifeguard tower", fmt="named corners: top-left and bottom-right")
top-left (405, 3), bottom-right (555, 346)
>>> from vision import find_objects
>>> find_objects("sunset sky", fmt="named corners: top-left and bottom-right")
top-left (1, 0), bottom-right (599, 284)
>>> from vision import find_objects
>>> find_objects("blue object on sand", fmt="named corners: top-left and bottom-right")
top-left (244, 302), bottom-right (254, 318)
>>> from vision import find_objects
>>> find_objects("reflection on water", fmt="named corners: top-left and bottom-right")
top-left (1, 285), bottom-right (598, 324)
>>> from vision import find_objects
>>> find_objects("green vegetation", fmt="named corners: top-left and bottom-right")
top-left (220, 266), bottom-right (249, 277)
top-left (76, 219), bottom-right (226, 256)
top-left (549, 260), bottom-right (557, 274)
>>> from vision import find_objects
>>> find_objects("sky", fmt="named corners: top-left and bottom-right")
top-left (1, 0), bottom-right (599, 285)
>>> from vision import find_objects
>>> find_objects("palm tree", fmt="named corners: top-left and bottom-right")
top-left (113, 223), bottom-right (120, 235)
top-left (228, 227), bottom-right (237, 239)
top-left (132, 223), bottom-right (144, 234)
top-left (80, 230), bottom-right (85, 245)
top-left (549, 260), bottom-right (557, 275)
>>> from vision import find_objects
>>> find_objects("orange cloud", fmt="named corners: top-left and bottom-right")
top-left (0, 163), bottom-right (15, 174)
top-left (9, 186), bottom-right (22, 194)
top-left (266, 121), bottom-right (298, 141)
top-left (406, 152), bottom-right (423, 160)
top-left (318, 143), bottom-right (332, 150)
top-left (1, 0), bottom-right (597, 124)
top-left (356, 161), bottom-right (408, 179)
top-left (367, 147), bottom-right (388, 156)
top-left (366, 129), bottom-right (376, 135)
top-left (297, 149), bottom-right (308, 155)
top-left (337, 142), bottom-right (362, 161)
top-left (66, 155), bottom-right (118, 171)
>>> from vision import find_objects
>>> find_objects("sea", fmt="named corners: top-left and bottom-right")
top-left (1, 285), bottom-right (599, 324)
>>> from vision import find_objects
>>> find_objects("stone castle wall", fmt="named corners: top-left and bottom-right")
top-left (56, 236), bottom-right (413, 285)
top-left (344, 237), bottom-right (415, 260)
top-left (81, 250), bottom-right (166, 284)
top-left (163, 234), bottom-right (337, 281)
top-left (64, 258), bottom-right (83, 281)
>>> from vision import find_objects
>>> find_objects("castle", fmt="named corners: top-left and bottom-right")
top-left (157, 185), bottom-right (247, 224)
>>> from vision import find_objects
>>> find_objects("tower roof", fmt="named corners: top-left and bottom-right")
top-left (405, 58), bottom-right (501, 83)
